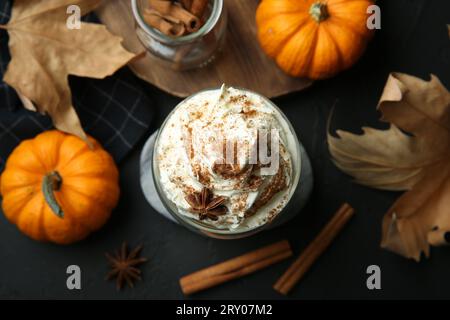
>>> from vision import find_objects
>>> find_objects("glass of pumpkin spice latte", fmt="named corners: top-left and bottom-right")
top-left (153, 85), bottom-right (302, 239)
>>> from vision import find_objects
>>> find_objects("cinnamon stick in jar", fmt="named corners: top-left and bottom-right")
top-left (180, 0), bottom-right (193, 10)
top-left (148, 0), bottom-right (201, 33)
top-left (145, 8), bottom-right (182, 25)
top-left (179, 240), bottom-right (293, 295)
top-left (143, 11), bottom-right (185, 37)
top-left (190, 0), bottom-right (209, 19)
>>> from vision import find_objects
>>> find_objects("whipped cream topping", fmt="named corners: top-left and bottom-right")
top-left (155, 85), bottom-right (297, 230)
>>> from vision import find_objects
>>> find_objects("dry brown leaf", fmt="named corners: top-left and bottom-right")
top-left (328, 73), bottom-right (450, 261)
top-left (0, 0), bottom-right (136, 142)
top-left (16, 91), bottom-right (36, 112)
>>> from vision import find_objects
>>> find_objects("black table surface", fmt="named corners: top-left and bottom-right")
top-left (0, 0), bottom-right (449, 300)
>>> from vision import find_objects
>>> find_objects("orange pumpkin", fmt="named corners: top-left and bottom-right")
top-left (0, 130), bottom-right (120, 244)
top-left (256, 0), bottom-right (375, 79)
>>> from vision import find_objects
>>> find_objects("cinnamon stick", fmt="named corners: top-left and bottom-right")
top-left (180, 240), bottom-right (292, 295)
top-left (145, 8), bottom-right (182, 25)
top-left (148, 0), bottom-right (201, 33)
top-left (180, 0), bottom-right (193, 10)
top-left (273, 203), bottom-right (355, 295)
top-left (190, 0), bottom-right (209, 19)
top-left (143, 12), bottom-right (185, 37)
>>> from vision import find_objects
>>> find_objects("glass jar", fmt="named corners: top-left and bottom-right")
top-left (131, 0), bottom-right (227, 70)
top-left (151, 87), bottom-right (313, 239)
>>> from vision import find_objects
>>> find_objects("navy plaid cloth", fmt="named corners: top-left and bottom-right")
top-left (0, 1), bottom-right (154, 170)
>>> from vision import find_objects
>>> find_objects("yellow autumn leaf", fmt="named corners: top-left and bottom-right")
top-left (1, 0), bottom-right (136, 142)
top-left (328, 73), bottom-right (450, 261)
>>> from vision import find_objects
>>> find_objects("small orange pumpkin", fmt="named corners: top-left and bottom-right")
top-left (256, 0), bottom-right (375, 79)
top-left (0, 130), bottom-right (120, 244)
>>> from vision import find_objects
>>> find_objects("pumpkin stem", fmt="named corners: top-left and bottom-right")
top-left (310, 2), bottom-right (329, 23)
top-left (42, 171), bottom-right (64, 218)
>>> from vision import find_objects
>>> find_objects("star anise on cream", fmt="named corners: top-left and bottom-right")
top-left (105, 242), bottom-right (147, 290)
top-left (185, 187), bottom-right (228, 221)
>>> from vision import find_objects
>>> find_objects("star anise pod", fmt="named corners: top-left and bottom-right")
top-left (185, 187), bottom-right (228, 221)
top-left (105, 242), bottom-right (147, 290)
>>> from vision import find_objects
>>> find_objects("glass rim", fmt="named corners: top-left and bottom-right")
top-left (152, 87), bottom-right (303, 237)
top-left (131, 0), bottom-right (223, 44)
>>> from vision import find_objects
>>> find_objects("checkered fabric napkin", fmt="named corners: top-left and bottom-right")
top-left (0, 1), bottom-right (154, 171)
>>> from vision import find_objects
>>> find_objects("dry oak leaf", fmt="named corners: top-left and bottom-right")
top-left (0, 0), bottom-right (136, 142)
top-left (328, 73), bottom-right (450, 261)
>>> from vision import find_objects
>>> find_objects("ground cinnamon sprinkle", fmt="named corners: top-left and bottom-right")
top-left (197, 167), bottom-right (211, 186)
top-left (246, 160), bottom-right (287, 217)
top-left (232, 193), bottom-right (249, 214)
top-left (229, 94), bottom-right (246, 104)
top-left (190, 111), bottom-right (203, 120)
top-left (241, 109), bottom-right (258, 119)
top-left (186, 126), bottom-right (194, 160)
top-left (247, 175), bottom-right (263, 190)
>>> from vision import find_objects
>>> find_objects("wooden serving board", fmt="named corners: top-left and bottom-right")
top-left (96, 0), bottom-right (313, 98)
